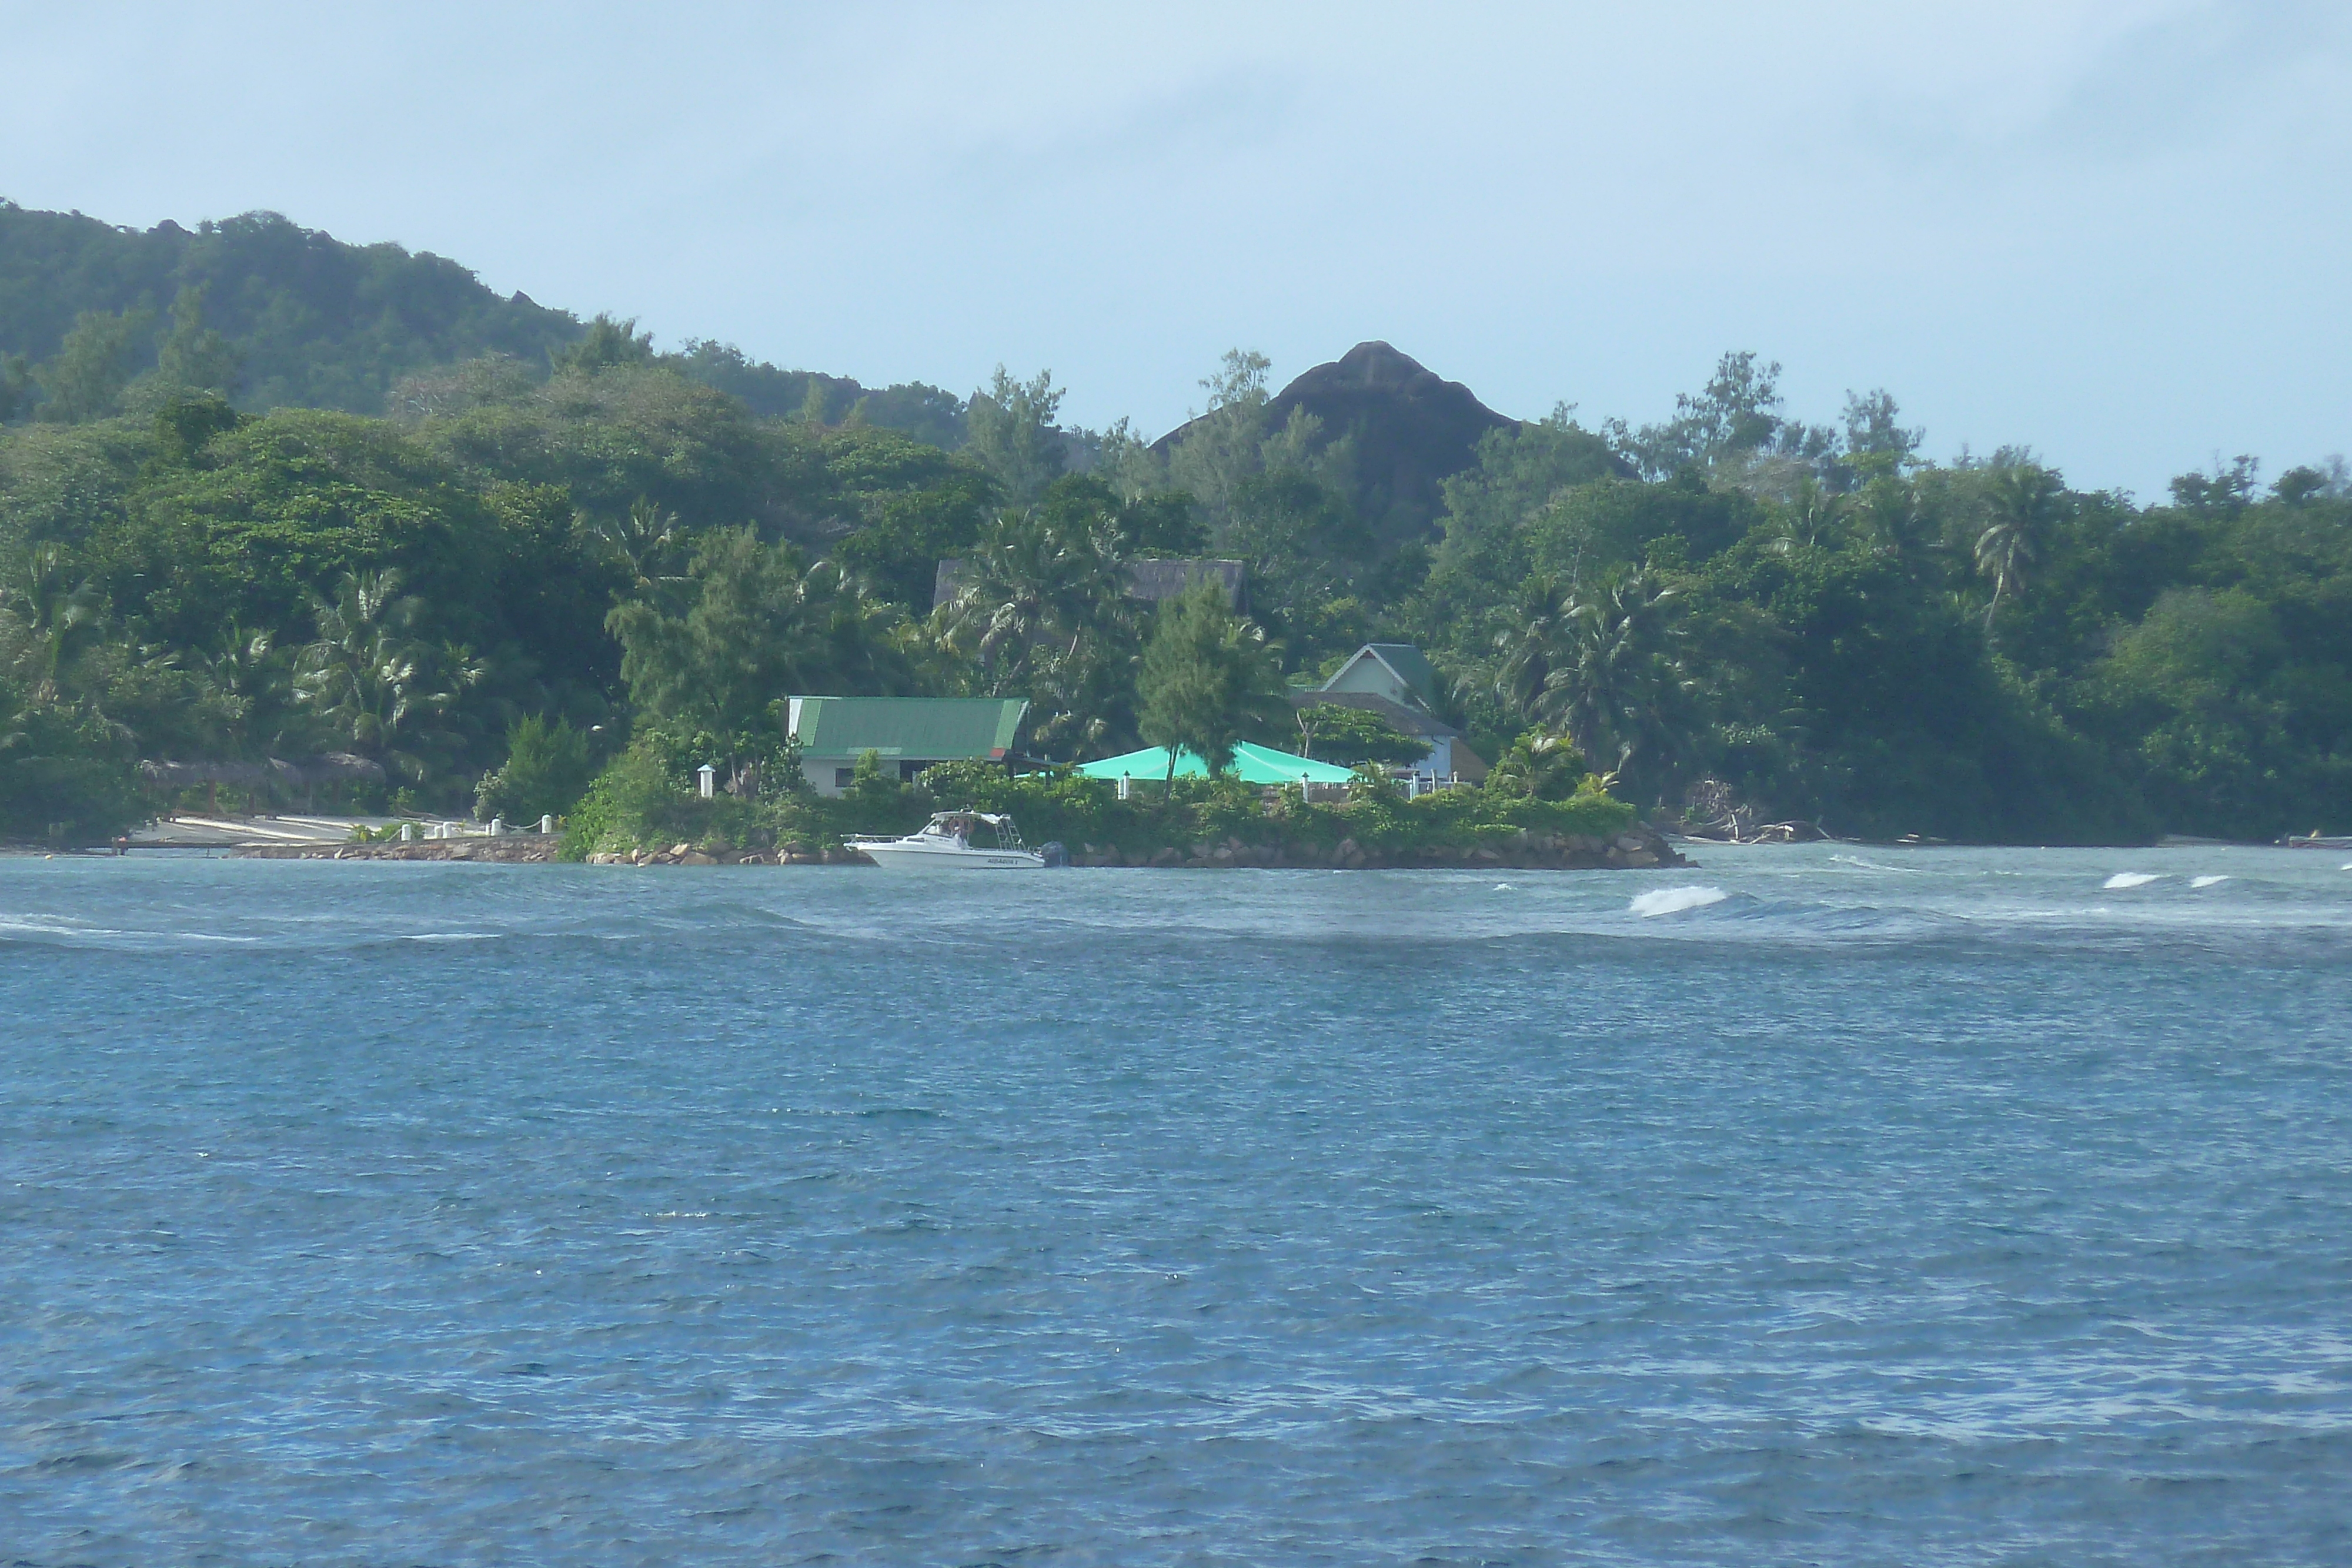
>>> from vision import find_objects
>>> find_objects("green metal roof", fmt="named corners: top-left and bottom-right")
top-left (1075, 742), bottom-right (1357, 785)
top-left (788, 696), bottom-right (1028, 760)
top-left (1320, 643), bottom-right (1442, 707)
top-left (1363, 644), bottom-right (1441, 702)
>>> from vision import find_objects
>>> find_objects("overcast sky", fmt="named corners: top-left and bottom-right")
top-left (4, 2), bottom-right (2346, 497)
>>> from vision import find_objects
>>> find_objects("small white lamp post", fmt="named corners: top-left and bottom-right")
top-left (1117, 771), bottom-right (1131, 801)
top-left (697, 763), bottom-right (717, 799)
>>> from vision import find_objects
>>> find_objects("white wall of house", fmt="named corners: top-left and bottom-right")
top-left (803, 757), bottom-right (854, 796)
top-left (801, 755), bottom-right (964, 795)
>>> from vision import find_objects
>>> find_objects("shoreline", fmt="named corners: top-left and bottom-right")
top-left (228, 825), bottom-right (1692, 870)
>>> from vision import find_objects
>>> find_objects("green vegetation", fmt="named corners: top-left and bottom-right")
top-left (1294, 703), bottom-right (1426, 767)
top-left (559, 751), bottom-right (1634, 865)
top-left (475, 713), bottom-right (594, 825)
top-left (2, 200), bottom-right (2346, 846)
top-left (1136, 581), bottom-right (1290, 779)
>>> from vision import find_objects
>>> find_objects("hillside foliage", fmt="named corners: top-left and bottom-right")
top-left (1, 202), bottom-right (2346, 845)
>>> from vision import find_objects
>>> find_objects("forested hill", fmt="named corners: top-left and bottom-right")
top-left (0, 200), bottom-right (970, 442)
top-left (0, 202), bottom-right (583, 413)
top-left (1, 199), bottom-right (2347, 850)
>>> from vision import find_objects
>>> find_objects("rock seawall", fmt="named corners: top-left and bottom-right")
top-left (237, 825), bottom-right (1689, 870)
top-left (236, 839), bottom-right (565, 862)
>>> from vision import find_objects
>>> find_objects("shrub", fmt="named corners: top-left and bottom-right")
top-left (475, 714), bottom-right (594, 824)
top-left (0, 697), bottom-right (145, 844)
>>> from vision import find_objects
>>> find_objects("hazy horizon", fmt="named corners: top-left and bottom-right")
top-left (4, 1), bottom-right (2346, 497)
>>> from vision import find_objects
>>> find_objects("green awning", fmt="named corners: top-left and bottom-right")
top-left (1075, 742), bottom-right (1357, 785)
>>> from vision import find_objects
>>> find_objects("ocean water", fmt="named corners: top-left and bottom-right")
top-left (3, 845), bottom-right (2349, 1566)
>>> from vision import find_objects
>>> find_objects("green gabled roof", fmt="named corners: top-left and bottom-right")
top-left (1322, 643), bottom-right (1441, 706)
top-left (1361, 644), bottom-right (1440, 702)
top-left (788, 696), bottom-right (1028, 760)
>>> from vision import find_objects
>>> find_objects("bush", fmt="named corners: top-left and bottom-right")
top-left (562, 739), bottom-right (697, 855)
top-left (1295, 704), bottom-right (1428, 766)
top-left (1483, 730), bottom-right (1591, 801)
top-left (561, 746), bottom-right (1640, 862)
top-left (0, 698), bottom-right (146, 844)
top-left (475, 713), bottom-right (595, 824)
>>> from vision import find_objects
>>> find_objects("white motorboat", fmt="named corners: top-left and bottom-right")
top-left (847, 811), bottom-right (1049, 870)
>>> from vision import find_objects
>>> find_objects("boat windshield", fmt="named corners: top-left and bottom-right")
top-left (922, 811), bottom-right (1023, 847)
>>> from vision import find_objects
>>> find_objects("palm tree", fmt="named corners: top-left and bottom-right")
top-left (796, 559), bottom-right (915, 698)
top-left (1541, 570), bottom-right (1685, 786)
top-left (936, 506), bottom-right (1133, 753)
top-left (293, 570), bottom-right (469, 780)
top-left (190, 626), bottom-right (289, 757)
top-left (596, 497), bottom-right (687, 601)
top-left (1774, 476), bottom-right (1842, 552)
top-left (1492, 572), bottom-right (1571, 724)
top-left (2, 546), bottom-right (108, 704)
top-left (1975, 464), bottom-right (2064, 634)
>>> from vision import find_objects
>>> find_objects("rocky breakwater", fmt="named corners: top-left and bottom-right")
top-left (1075, 824), bottom-right (1688, 870)
top-left (239, 827), bottom-right (1686, 871)
top-left (236, 839), bottom-right (563, 863)
top-left (583, 844), bottom-right (871, 867)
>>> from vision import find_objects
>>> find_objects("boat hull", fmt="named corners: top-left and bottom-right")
top-left (855, 842), bottom-right (1044, 870)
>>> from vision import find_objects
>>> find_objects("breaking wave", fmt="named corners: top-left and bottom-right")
top-left (1629, 885), bottom-right (1729, 918)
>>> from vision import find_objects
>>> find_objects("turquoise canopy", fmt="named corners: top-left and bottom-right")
top-left (1075, 741), bottom-right (1357, 785)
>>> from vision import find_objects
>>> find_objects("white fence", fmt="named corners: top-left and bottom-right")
top-left (406, 815), bottom-right (557, 841)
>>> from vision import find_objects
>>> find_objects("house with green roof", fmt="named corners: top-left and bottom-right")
top-left (1294, 643), bottom-right (1488, 783)
top-left (786, 696), bottom-right (1030, 795)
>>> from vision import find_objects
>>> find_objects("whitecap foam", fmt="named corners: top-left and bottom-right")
top-left (2103, 872), bottom-right (2162, 890)
top-left (2190, 875), bottom-right (2229, 889)
top-left (1629, 885), bottom-right (1727, 918)
top-left (1830, 854), bottom-right (1932, 875)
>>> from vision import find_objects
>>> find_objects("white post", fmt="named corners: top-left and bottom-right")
top-left (697, 764), bottom-right (717, 799)
top-left (399, 823), bottom-right (413, 842)
top-left (490, 817), bottom-right (505, 837)
top-left (539, 814), bottom-right (554, 835)
top-left (1118, 772), bottom-right (1131, 801)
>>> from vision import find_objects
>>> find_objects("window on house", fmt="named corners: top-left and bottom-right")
top-left (834, 768), bottom-right (856, 789)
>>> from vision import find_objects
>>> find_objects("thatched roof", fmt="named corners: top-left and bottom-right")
top-left (139, 753), bottom-right (385, 789)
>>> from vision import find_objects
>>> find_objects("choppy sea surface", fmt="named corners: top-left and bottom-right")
top-left (3, 845), bottom-right (2350, 1566)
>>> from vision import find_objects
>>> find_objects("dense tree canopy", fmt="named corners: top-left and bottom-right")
top-left (1, 201), bottom-right (2346, 844)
